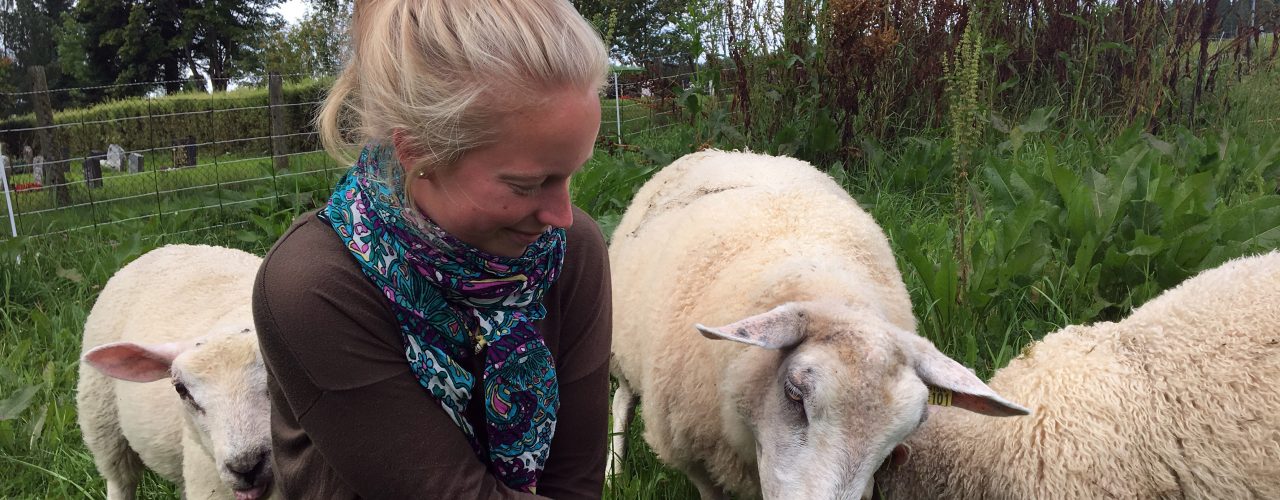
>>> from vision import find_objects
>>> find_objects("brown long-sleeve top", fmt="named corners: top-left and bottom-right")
top-left (252, 207), bottom-right (612, 499)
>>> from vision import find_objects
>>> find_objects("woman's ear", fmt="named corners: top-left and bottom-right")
top-left (391, 129), bottom-right (426, 178)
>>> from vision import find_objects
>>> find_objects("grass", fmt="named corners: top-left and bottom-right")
top-left (3, 150), bottom-right (341, 237)
top-left (2, 58), bottom-right (1278, 500)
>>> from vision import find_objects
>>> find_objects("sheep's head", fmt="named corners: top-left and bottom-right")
top-left (83, 325), bottom-right (273, 500)
top-left (697, 302), bottom-right (1028, 500)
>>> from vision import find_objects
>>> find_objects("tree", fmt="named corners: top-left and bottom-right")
top-left (261, 0), bottom-right (351, 81)
top-left (184, 0), bottom-right (284, 91)
top-left (62, 0), bottom-right (281, 98)
top-left (64, 0), bottom-right (149, 97)
top-left (0, 0), bottom-right (75, 113)
top-left (572, 0), bottom-right (691, 65)
top-left (0, 56), bottom-right (17, 116)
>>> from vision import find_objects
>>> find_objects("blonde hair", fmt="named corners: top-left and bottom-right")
top-left (318, 0), bottom-right (609, 185)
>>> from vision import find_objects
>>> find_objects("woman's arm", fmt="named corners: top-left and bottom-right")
top-left (535, 207), bottom-right (614, 499)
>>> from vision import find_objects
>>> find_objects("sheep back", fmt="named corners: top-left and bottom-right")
top-left (610, 150), bottom-right (914, 494)
top-left (880, 251), bottom-right (1280, 498)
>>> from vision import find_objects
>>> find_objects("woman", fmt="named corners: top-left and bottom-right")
top-left (252, 1), bottom-right (612, 498)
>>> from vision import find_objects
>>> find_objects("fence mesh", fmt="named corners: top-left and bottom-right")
top-left (0, 67), bottom-right (725, 244)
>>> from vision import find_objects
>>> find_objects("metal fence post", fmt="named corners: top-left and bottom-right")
top-left (614, 72), bottom-right (623, 147)
top-left (0, 155), bottom-right (17, 237)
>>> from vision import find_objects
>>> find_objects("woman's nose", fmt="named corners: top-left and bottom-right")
top-left (537, 182), bottom-right (574, 229)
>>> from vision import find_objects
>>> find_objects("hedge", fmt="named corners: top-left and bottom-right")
top-left (1, 78), bottom-right (332, 166)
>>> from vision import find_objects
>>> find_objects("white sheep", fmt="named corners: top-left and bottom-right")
top-left (607, 150), bottom-right (1029, 499)
top-left (872, 250), bottom-right (1280, 498)
top-left (77, 244), bottom-right (274, 500)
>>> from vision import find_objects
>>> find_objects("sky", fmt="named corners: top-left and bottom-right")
top-left (272, 0), bottom-right (308, 25)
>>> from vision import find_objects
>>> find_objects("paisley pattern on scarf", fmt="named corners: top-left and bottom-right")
top-left (319, 145), bottom-right (563, 493)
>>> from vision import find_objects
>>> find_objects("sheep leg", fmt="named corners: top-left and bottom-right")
top-left (606, 377), bottom-right (637, 479)
top-left (686, 462), bottom-right (730, 500)
top-left (78, 374), bottom-right (143, 500)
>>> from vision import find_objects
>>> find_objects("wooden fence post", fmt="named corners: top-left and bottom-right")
top-left (29, 66), bottom-right (70, 206)
top-left (269, 72), bottom-right (289, 171)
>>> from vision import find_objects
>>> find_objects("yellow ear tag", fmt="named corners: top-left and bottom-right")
top-left (928, 387), bottom-right (954, 407)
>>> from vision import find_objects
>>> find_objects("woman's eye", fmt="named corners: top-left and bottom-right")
top-left (509, 183), bottom-right (538, 196)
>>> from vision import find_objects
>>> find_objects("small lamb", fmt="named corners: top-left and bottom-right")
top-left (607, 150), bottom-right (1028, 499)
top-left (77, 244), bottom-right (274, 500)
top-left (873, 251), bottom-right (1280, 498)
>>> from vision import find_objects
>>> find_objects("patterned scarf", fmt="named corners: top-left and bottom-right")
top-left (319, 145), bottom-right (564, 493)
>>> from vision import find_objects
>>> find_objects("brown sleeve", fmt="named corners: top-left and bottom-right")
top-left (253, 213), bottom-right (542, 500)
top-left (536, 207), bottom-right (613, 500)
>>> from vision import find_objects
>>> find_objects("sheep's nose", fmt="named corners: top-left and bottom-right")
top-left (228, 451), bottom-right (271, 486)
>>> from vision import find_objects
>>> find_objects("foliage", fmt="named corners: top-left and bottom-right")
top-left (62, 0), bottom-right (284, 95)
top-left (573, 0), bottom-right (693, 66)
top-left (259, 1), bottom-right (352, 82)
top-left (945, 7), bottom-right (986, 296)
top-left (895, 112), bottom-right (1280, 370)
top-left (0, 0), bottom-right (74, 115)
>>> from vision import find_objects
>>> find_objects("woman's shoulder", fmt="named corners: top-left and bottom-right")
top-left (255, 209), bottom-right (395, 337)
top-left (259, 210), bottom-right (367, 291)
top-left (564, 205), bottom-right (607, 270)
top-left (254, 210), bottom-right (406, 389)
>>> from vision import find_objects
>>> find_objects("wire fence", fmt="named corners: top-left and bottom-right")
top-left (0, 66), bottom-right (735, 244)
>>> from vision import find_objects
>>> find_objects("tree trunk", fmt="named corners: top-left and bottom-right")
top-left (29, 66), bottom-right (70, 207)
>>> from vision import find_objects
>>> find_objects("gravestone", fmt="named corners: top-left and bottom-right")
top-left (184, 137), bottom-right (197, 166)
top-left (84, 150), bottom-right (104, 189)
top-left (172, 137), bottom-right (197, 167)
top-left (128, 153), bottom-right (145, 174)
top-left (32, 155), bottom-right (44, 184)
top-left (20, 146), bottom-right (33, 174)
top-left (105, 144), bottom-right (125, 171)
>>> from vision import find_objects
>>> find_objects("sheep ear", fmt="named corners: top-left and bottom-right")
top-left (83, 341), bottom-right (185, 383)
top-left (893, 330), bottom-right (1031, 417)
top-left (695, 303), bottom-right (808, 349)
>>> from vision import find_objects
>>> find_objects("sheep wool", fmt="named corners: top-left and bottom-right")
top-left (876, 251), bottom-right (1280, 498)
top-left (77, 244), bottom-right (273, 500)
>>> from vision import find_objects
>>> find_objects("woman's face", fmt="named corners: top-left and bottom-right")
top-left (409, 87), bottom-right (601, 258)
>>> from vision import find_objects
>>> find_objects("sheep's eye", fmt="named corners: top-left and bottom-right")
top-left (784, 381), bottom-right (804, 402)
top-left (173, 381), bottom-right (204, 413)
top-left (173, 381), bottom-right (191, 400)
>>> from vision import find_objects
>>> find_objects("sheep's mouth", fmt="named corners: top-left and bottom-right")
top-left (234, 481), bottom-right (271, 500)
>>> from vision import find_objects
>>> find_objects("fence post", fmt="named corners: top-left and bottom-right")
top-left (613, 72), bottom-right (623, 147)
top-left (146, 94), bottom-right (164, 228)
top-left (269, 72), bottom-right (289, 171)
top-left (0, 154), bottom-right (16, 237)
top-left (29, 66), bottom-right (70, 207)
